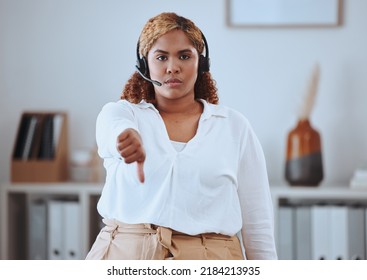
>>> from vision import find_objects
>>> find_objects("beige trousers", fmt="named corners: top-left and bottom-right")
top-left (86, 219), bottom-right (244, 260)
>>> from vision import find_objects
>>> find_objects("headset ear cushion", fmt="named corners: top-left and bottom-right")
top-left (199, 55), bottom-right (210, 74)
top-left (137, 56), bottom-right (149, 76)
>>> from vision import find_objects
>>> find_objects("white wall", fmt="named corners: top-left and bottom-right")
top-left (1, 0), bottom-right (366, 186)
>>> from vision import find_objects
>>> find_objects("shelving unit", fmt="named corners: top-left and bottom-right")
top-left (271, 185), bottom-right (367, 227)
top-left (0, 182), bottom-right (103, 260)
top-left (2, 183), bottom-right (367, 260)
top-left (270, 185), bottom-right (367, 259)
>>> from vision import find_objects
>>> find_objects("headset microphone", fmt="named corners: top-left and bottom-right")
top-left (135, 65), bottom-right (162, 86)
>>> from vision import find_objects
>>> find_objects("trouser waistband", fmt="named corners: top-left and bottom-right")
top-left (101, 218), bottom-right (232, 248)
top-left (86, 219), bottom-right (244, 260)
top-left (102, 219), bottom-right (156, 234)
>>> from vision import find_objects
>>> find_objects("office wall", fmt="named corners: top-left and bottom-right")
top-left (1, 0), bottom-right (366, 186)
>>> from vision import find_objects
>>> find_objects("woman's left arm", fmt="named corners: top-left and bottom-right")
top-left (237, 122), bottom-right (278, 260)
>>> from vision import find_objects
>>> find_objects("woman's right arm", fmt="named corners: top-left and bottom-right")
top-left (96, 101), bottom-right (145, 182)
top-left (96, 101), bottom-right (139, 159)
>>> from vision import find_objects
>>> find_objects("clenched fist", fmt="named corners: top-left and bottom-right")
top-left (116, 128), bottom-right (145, 183)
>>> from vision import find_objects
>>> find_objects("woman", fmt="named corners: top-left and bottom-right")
top-left (86, 12), bottom-right (277, 260)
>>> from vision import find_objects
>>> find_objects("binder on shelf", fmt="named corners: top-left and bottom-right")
top-left (13, 114), bottom-right (32, 159)
top-left (64, 201), bottom-right (82, 259)
top-left (278, 205), bottom-right (295, 260)
top-left (38, 114), bottom-right (54, 159)
top-left (311, 205), bottom-right (331, 260)
top-left (22, 115), bottom-right (38, 160)
top-left (345, 206), bottom-right (365, 260)
top-left (11, 112), bottom-right (69, 182)
top-left (47, 200), bottom-right (64, 260)
top-left (329, 205), bottom-right (348, 260)
top-left (295, 205), bottom-right (312, 260)
top-left (28, 198), bottom-right (47, 260)
top-left (47, 200), bottom-right (81, 259)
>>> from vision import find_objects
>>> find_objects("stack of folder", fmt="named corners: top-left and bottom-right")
top-left (11, 111), bottom-right (68, 182)
top-left (278, 204), bottom-right (366, 260)
top-left (13, 113), bottom-right (64, 160)
top-left (28, 198), bottom-right (81, 260)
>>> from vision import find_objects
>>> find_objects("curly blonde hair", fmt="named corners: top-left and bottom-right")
top-left (121, 12), bottom-right (219, 104)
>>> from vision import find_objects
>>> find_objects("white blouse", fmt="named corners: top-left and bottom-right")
top-left (95, 99), bottom-right (277, 259)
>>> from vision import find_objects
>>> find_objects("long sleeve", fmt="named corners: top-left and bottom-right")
top-left (237, 123), bottom-right (278, 260)
top-left (96, 101), bottom-right (139, 159)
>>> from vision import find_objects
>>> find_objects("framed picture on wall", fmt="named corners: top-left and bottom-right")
top-left (226, 0), bottom-right (343, 28)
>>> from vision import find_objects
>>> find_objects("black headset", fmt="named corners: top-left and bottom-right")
top-left (135, 31), bottom-right (210, 86)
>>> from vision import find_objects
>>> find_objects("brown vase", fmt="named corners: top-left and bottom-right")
top-left (285, 119), bottom-right (323, 186)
